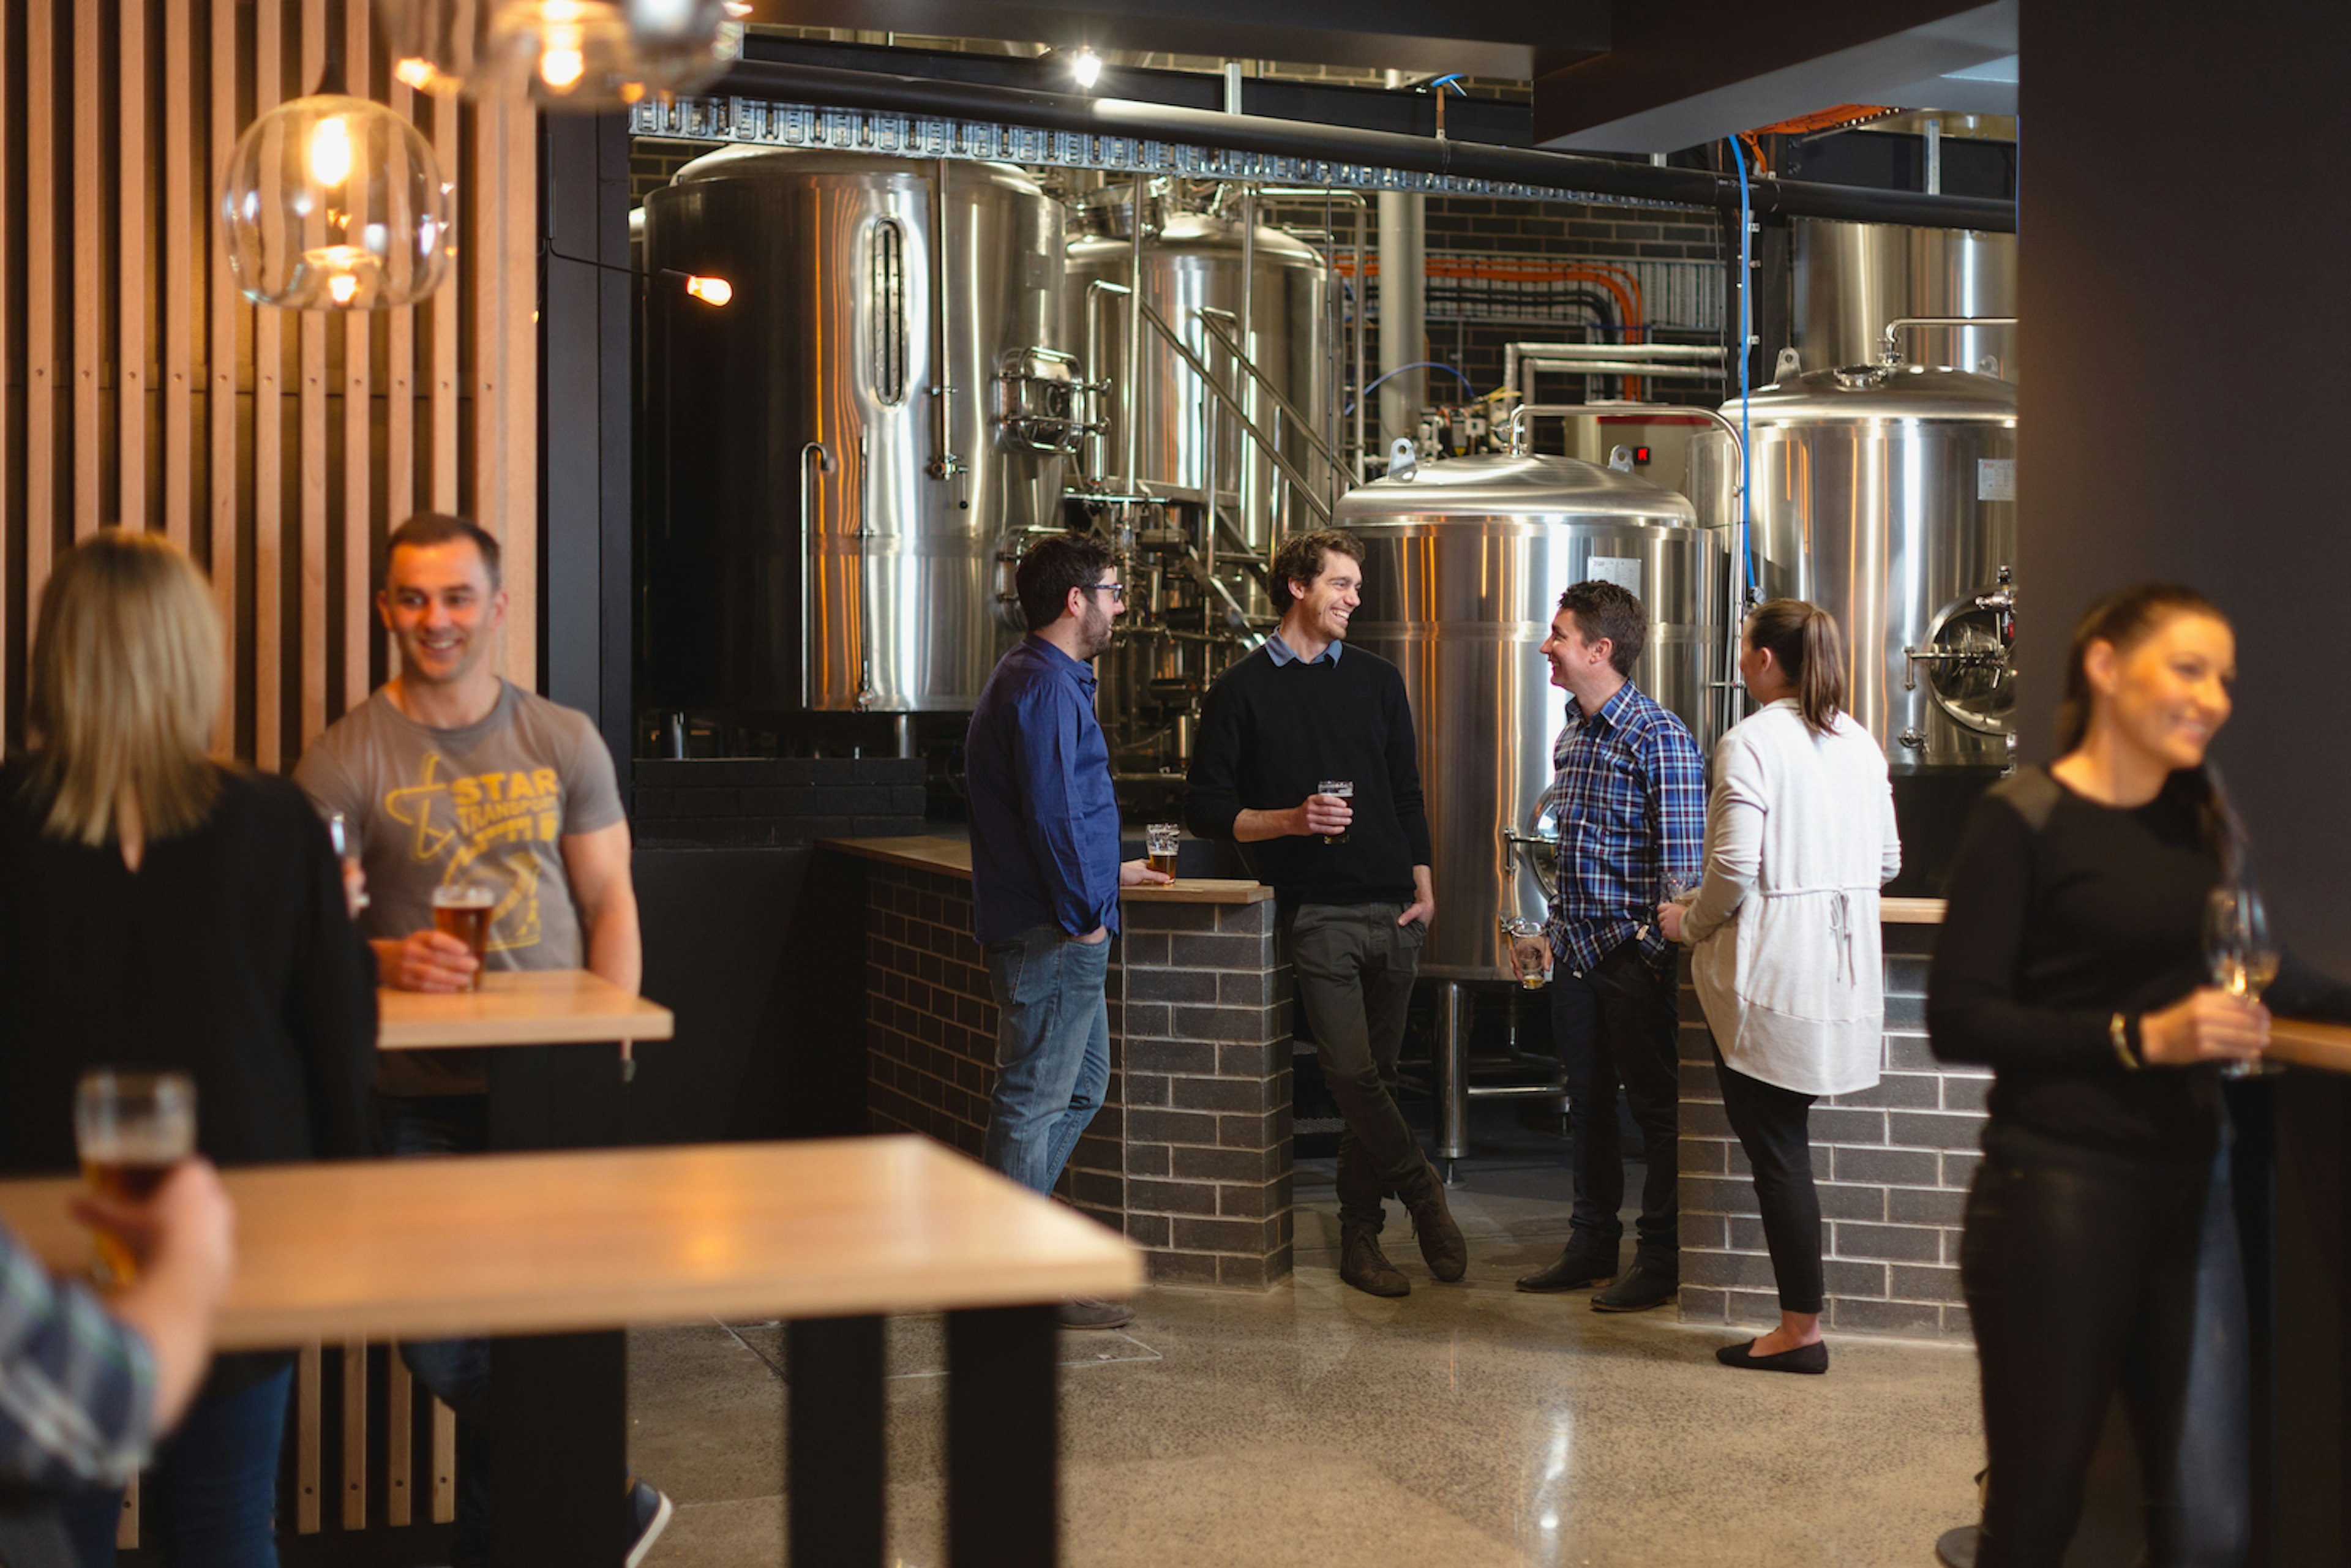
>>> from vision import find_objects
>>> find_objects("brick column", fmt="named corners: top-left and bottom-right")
top-left (1677, 923), bottom-right (1987, 1339)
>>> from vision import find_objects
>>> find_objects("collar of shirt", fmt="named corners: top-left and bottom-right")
top-left (1265, 632), bottom-right (1341, 666)
top-left (1568, 678), bottom-right (1640, 735)
top-left (1020, 632), bottom-right (1099, 693)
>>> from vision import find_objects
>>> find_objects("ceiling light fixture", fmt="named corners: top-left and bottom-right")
top-left (220, 13), bottom-right (453, 310)
top-left (380, 0), bottom-right (751, 111)
top-left (1068, 48), bottom-right (1103, 91)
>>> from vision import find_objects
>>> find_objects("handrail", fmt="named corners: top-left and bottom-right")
top-left (797, 441), bottom-right (833, 708)
top-left (1195, 308), bottom-right (1351, 487)
top-left (1138, 301), bottom-right (1333, 524)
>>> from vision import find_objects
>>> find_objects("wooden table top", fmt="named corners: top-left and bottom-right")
top-left (820, 835), bottom-right (1272, 905)
top-left (377, 970), bottom-right (675, 1050)
top-left (2268, 1018), bottom-right (2351, 1075)
top-left (0, 1137), bottom-right (1141, 1349)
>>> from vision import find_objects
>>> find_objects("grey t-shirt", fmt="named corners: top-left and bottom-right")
top-left (294, 681), bottom-right (626, 1095)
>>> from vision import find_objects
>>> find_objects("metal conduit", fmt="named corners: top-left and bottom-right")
top-left (715, 58), bottom-right (2017, 233)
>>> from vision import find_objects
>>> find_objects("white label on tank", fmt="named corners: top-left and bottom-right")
top-left (1978, 459), bottom-right (2017, 501)
top-left (1588, 556), bottom-right (1643, 596)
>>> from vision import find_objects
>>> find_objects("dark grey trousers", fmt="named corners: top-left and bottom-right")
top-left (1285, 901), bottom-right (1433, 1232)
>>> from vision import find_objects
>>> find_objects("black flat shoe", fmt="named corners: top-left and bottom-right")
top-left (1714, 1338), bottom-right (1829, 1374)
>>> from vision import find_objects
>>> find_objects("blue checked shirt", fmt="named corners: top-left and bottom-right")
top-left (1537, 680), bottom-right (1708, 975)
top-left (1, 1224), bottom-right (156, 1490)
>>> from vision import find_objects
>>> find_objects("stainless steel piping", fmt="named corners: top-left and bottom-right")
top-left (1881, 315), bottom-right (2018, 366)
top-left (1084, 279), bottom-right (1132, 486)
top-left (1123, 176), bottom-right (1146, 493)
top-left (1196, 309), bottom-right (1348, 483)
top-left (1141, 301), bottom-right (1334, 525)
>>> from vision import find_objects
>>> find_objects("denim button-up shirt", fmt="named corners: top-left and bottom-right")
top-left (966, 634), bottom-right (1123, 945)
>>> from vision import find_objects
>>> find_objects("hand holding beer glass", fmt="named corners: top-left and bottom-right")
top-left (76, 1069), bottom-right (197, 1288)
top-left (1146, 823), bottom-right (1182, 881)
top-left (1313, 780), bottom-right (1354, 845)
top-left (1505, 919), bottom-right (1550, 989)
top-left (430, 881), bottom-right (497, 992)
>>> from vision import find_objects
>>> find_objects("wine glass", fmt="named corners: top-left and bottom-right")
top-left (2205, 885), bottom-right (2282, 1078)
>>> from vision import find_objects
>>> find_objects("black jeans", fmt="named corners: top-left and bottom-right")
top-left (1711, 1045), bottom-right (1823, 1315)
top-left (1285, 902), bottom-right (1433, 1232)
top-left (1962, 1122), bottom-right (2249, 1568)
top-left (1554, 938), bottom-right (1681, 1272)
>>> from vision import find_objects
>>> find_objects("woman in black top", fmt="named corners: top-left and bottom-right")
top-left (1930, 583), bottom-right (2345, 1567)
top-left (0, 532), bottom-right (376, 1567)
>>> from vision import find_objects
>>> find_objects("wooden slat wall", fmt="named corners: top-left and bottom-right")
top-left (0, 0), bottom-right (539, 762)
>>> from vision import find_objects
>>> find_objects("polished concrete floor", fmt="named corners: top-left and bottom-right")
top-left (625, 1146), bottom-right (1985, 1567)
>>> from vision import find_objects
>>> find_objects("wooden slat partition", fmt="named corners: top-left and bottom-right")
top-left (1, 0), bottom-right (541, 763)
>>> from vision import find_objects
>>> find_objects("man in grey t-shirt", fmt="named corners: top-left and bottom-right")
top-left (292, 511), bottom-right (660, 1566)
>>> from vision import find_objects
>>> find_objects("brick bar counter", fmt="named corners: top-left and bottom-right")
top-left (823, 836), bottom-right (1296, 1290)
top-left (1676, 903), bottom-right (1984, 1340)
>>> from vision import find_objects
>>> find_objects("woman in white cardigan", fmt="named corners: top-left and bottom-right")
top-left (1659, 599), bottom-right (1901, 1375)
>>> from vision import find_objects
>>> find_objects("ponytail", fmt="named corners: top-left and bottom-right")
top-left (1745, 598), bottom-right (1847, 737)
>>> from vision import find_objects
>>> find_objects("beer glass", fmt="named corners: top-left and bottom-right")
top-left (1318, 779), bottom-right (1354, 846)
top-left (1146, 823), bottom-right (1181, 879)
top-left (432, 881), bottom-right (497, 989)
top-left (1503, 918), bottom-right (1548, 989)
top-left (327, 811), bottom-right (369, 915)
top-left (75, 1069), bottom-right (197, 1288)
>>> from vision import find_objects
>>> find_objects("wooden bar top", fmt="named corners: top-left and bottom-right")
top-left (1882, 898), bottom-right (1949, 925)
top-left (0, 1137), bottom-right (1141, 1349)
top-left (377, 970), bottom-right (675, 1051)
top-left (821, 835), bottom-right (1272, 905)
top-left (2268, 1018), bottom-right (2351, 1075)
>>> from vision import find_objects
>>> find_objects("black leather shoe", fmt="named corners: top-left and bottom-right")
top-left (1340, 1225), bottom-right (1410, 1298)
top-left (1406, 1186), bottom-right (1468, 1282)
top-left (1714, 1337), bottom-right (1829, 1374)
top-left (1515, 1245), bottom-right (1618, 1293)
top-left (1589, 1264), bottom-right (1678, 1312)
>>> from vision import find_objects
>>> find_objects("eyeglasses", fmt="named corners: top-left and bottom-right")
top-left (1084, 583), bottom-right (1128, 602)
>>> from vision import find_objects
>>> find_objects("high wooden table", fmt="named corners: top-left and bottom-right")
top-left (0, 1138), bottom-right (1138, 1566)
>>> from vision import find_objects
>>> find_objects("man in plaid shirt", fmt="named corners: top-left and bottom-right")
top-left (1507, 579), bottom-right (1704, 1313)
top-left (1, 1161), bottom-right (232, 1522)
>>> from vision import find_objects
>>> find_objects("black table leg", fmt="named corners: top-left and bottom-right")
top-left (482, 1046), bottom-right (631, 1567)
top-left (786, 1315), bottom-right (887, 1566)
top-left (489, 1329), bottom-right (630, 1568)
top-left (946, 1305), bottom-right (1059, 1568)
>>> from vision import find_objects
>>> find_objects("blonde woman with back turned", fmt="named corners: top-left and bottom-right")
top-left (1658, 599), bottom-right (1900, 1375)
top-left (0, 530), bottom-right (375, 1567)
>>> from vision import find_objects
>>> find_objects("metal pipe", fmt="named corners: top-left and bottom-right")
top-left (715, 58), bottom-right (2019, 233)
top-left (1083, 279), bottom-right (1131, 486)
top-left (1123, 176), bottom-right (1146, 492)
top-left (1518, 358), bottom-right (1720, 381)
top-left (925, 157), bottom-right (960, 484)
top-left (1141, 301), bottom-right (1334, 523)
top-left (892, 714), bottom-right (917, 759)
top-left (1432, 981), bottom-right (1471, 1175)
top-left (1239, 182), bottom-right (1259, 544)
top-left (797, 441), bottom-right (833, 707)
top-left (1881, 315), bottom-right (2018, 366)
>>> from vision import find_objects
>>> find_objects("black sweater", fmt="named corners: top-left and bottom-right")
top-left (1928, 767), bottom-right (2348, 1163)
top-left (1185, 645), bottom-right (1433, 907)
top-left (0, 760), bottom-right (378, 1177)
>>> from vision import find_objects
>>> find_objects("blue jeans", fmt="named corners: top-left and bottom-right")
top-left (377, 1097), bottom-right (493, 1567)
top-left (61, 1365), bottom-right (294, 1568)
top-left (981, 924), bottom-right (1112, 1195)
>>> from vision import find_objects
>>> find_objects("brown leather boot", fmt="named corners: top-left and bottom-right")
top-left (1340, 1223), bottom-right (1410, 1297)
top-left (1405, 1181), bottom-right (1468, 1282)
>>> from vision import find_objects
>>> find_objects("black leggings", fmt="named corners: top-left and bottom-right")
top-left (1711, 1045), bottom-right (1823, 1315)
top-left (1961, 1124), bottom-right (2249, 1568)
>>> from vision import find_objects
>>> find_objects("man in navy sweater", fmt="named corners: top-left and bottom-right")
top-left (967, 532), bottom-right (1171, 1329)
top-left (1188, 528), bottom-right (1466, 1297)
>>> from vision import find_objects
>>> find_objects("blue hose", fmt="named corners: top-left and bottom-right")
top-left (1728, 135), bottom-right (1756, 602)
top-left (1346, 359), bottom-right (1476, 417)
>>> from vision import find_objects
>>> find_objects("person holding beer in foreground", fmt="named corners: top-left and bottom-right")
top-left (294, 512), bottom-right (657, 1566)
top-left (1188, 528), bottom-right (1463, 1299)
top-left (966, 533), bottom-right (1170, 1330)
top-left (1657, 601), bottom-right (1902, 1374)
top-left (0, 1163), bottom-right (236, 1495)
top-left (0, 531), bottom-right (377, 1566)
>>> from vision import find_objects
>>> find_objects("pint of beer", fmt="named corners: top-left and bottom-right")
top-left (1146, 823), bottom-right (1181, 879)
top-left (74, 1069), bottom-right (197, 1288)
top-left (432, 882), bottom-right (497, 989)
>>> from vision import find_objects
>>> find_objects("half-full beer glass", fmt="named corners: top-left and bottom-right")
top-left (75, 1069), bottom-right (197, 1287)
top-left (432, 881), bottom-right (497, 989)
top-left (1146, 823), bottom-right (1181, 879)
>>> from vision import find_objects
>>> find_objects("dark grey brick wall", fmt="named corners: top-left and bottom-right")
top-left (632, 757), bottom-right (924, 848)
top-left (1678, 924), bottom-right (1985, 1340)
top-left (863, 863), bottom-right (1295, 1289)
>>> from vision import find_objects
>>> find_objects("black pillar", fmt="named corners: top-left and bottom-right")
top-left (539, 112), bottom-right (637, 789)
top-left (2020, 2), bottom-right (2351, 1560)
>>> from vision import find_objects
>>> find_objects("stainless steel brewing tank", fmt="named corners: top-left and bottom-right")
top-left (1067, 212), bottom-right (1329, 548)
top-left (1793, 220), bottom-right (2017, 378)
top-left (640, 147), bottom-right (1069, 715)
top-left (1340, 456), bottom-right (1717, 980)
top-left (1714, 364), bottom-right (2019, 770)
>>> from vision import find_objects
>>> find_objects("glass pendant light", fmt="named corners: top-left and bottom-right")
top-left (380, 0), bottom-right (749, 110)
top-left (220, 17), bottom-right (452, 310)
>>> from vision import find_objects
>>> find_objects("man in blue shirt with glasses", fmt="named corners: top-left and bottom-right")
top-left (966, 532), bottom-right (1169, 1329)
